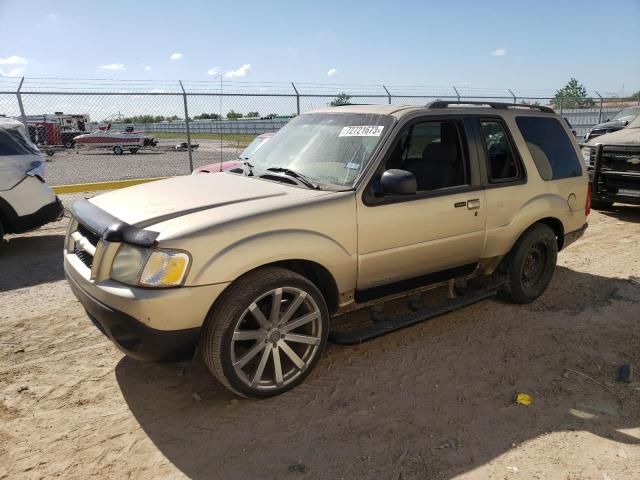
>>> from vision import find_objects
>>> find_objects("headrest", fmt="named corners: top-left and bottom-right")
top-left (422, 142), bottom-right (458, 165)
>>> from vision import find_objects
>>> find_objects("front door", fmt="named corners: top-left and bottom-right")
top-left (356, 117), bottom-right (486, 290)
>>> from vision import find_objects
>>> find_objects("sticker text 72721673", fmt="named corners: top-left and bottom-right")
top-left (339, 126), bottom-right (385, 137)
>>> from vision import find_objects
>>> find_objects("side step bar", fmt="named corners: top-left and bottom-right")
top-left (329, 285), bottom-right (500, 345)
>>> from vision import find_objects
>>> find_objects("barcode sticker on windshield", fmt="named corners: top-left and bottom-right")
top-left (339, 126), bottom-right (384, 137)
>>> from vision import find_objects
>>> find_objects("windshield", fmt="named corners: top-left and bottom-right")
top-left (239, 135), bottom-right (271, 159)
top-left (248, 113), bottom-right (394, 188)
top-left (0, 127), bottom-right (40, 156)
top-left (612, 106), bottom-right (640, 123)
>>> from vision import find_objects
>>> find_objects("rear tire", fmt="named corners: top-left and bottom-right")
top-left (201, 267), bottom-right (329, 398)
top-left (500, 224), bottom-right (558, 304)
top-left (113, 146), bottom-right (124, 155)
top-left (0, 221), bottom-right (5, 244)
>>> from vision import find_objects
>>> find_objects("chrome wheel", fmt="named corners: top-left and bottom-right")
top-left (231, 287), bottom-right (323, 391)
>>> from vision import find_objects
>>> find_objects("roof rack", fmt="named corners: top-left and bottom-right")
top-left (426, 100), bottom-right (555, 114)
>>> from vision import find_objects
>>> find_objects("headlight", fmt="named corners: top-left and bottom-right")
top-left (111, 245), bottom-right (190, 287)
top-left (581, 147), bottom-right (592, 167)
top-left (140, 250), bottom-right (190, 287)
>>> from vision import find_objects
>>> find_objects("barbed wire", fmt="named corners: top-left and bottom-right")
top-left (0, 76), bottom-right (632, 99)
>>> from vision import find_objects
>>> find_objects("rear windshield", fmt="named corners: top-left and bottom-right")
top-left (0, 128), bottom-right (40, 156)
top-left (515, 116), bottom-right (582, 180)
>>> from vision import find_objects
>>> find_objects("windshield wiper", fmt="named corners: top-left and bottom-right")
top-left (265, 167), bottom-right (320, 189)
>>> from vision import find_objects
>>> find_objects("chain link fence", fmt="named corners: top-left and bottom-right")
top-left (0, 77), bottom-right (637, 186)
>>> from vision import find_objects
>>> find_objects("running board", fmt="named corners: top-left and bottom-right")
top-left (329, 285), bottom-right (500, 345)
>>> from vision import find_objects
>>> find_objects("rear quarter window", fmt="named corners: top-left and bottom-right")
top-left (515, 116), bottom-right (582, 180)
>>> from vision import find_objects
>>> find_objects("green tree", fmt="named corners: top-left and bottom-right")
top-left (227, 110), bottom-right (243, 120)
top-left (246, 111), bottom-right (260, 118)
top-left (552, 78), bottom-right (595, 109)
top-left (330, 92), bottom-right (352, 107)
top-left (194, 113), bottom-right (221, 120)
top-left (631, 90), bottom-right (640, 101)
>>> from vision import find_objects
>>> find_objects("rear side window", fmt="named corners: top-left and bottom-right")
top-left (515, 116), bottom-right (582, 180)
top-left (480, 120), bottom-right (522, 182)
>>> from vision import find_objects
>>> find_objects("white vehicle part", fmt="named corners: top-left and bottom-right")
top-left (0, 176), bottom-right (56, 217)
top-left (0, 118), bottom-right (46, 191)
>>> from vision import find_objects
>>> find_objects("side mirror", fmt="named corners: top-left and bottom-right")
top-left (380, 169), bottom-right (417, 195)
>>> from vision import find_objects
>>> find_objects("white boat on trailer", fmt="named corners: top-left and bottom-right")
top-left (74, 124), bottom-right (145, 155)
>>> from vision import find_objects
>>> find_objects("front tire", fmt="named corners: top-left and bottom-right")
top-left (500, 224), bottom-right (558, 304)
top-left (113, 146), bottom-right (124, 155)
top-left (201, 267), bottom-right (329, 398)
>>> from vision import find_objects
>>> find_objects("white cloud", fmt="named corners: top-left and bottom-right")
top-left (144, 65), bottom-right (152, 71)
top-left (327, 68), bottom-right (337, 76)
top-left (170, 52), bottom-right (183, 60)
top-left (46, 13), bottom-right (60, 21)
top-left (207, 67), bottom-right (221, 76)
top-left (0, 55), bottom-right (29, 65)
top-left (149, 88), bottom-right (166, 93)
top-left (491, 48), bottom-right (506, 56)
top-left (0, 68), bottom-right (26, 77)
top-left (98, 64), bottom-right (125, 71)
top-left (225, 64), bottom-right (251, 78)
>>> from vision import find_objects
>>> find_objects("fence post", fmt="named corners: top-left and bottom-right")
top-left (16, 77), bottom-right (26, 123)
top-left (453, 86), bottom-right (460, 102)
top-left (291, 82), bottom-right (300, 115)
top-left (179, 80), bottom-right (193, 173)
top-left (508, 89), bottom-right (517, 105)
top-left (382, 85), bottom-right (392, 104)
top-left (559, 97), bottom-right (564, 115)
top-left (595, 91), bottom-right (603, 123)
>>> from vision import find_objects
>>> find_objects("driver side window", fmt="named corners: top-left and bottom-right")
top-left (384, 120), bottom-right (468, 191)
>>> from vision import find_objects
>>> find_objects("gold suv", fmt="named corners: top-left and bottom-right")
top-left (64, 102), bottom-right (589, 398)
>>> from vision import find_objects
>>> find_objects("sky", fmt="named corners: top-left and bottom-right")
top-left (0, 0), bottom-right (639, 96)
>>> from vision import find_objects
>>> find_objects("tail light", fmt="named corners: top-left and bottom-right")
top-left (585, 184), bottom-right (592, 216)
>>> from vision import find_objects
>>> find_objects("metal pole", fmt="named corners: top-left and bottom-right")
top-left (16, 77), bottom-right (26, 123)
top-left (291, 82), bottom-right (300, 115)
top-left (559, 97), bottom-right (564, 115)
top-left (382, 85), bottom-right (392, 104)
top-left (179, 80), bottom-right (193, 173)
top-left (595, 91), bottom-right (603, 123)
top-left (453, 86), bottom-right (460, 102)
top-left (508, 89), bottom-right (517, 105)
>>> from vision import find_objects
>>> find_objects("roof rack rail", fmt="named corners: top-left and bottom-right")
top-left (426, 100), bottom-right (555, 114)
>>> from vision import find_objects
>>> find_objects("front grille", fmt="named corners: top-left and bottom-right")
top-left (70, 221), bottom-right (101, 270)
top-left (600, 147), bottom-right (640, 174)
top-left (74, 246), bottom-right (94, 269)
top-left (77, 223), bottom-right (100, 247)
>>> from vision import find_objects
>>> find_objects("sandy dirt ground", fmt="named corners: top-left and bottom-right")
top-left (1, 205), bottom-right (639, 480)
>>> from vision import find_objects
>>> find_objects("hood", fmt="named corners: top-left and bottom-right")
top-left (89, 172), bottom-right (330, 227)
top-left (589, 119), bottom-right (627, 131)
top-left (586, 126), bottom-right (640, 145)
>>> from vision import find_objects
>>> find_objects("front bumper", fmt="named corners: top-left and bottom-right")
top-left (10, 197), bottom-right (63, 234)
top-left (66, 269), bottom-right (201, 361)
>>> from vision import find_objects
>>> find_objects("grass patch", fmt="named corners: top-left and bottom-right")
top-left (150, 132), bottom-right (256, 146)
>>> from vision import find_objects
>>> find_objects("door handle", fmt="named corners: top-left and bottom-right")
top-left (467, 199), bottom-right (481, 210)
